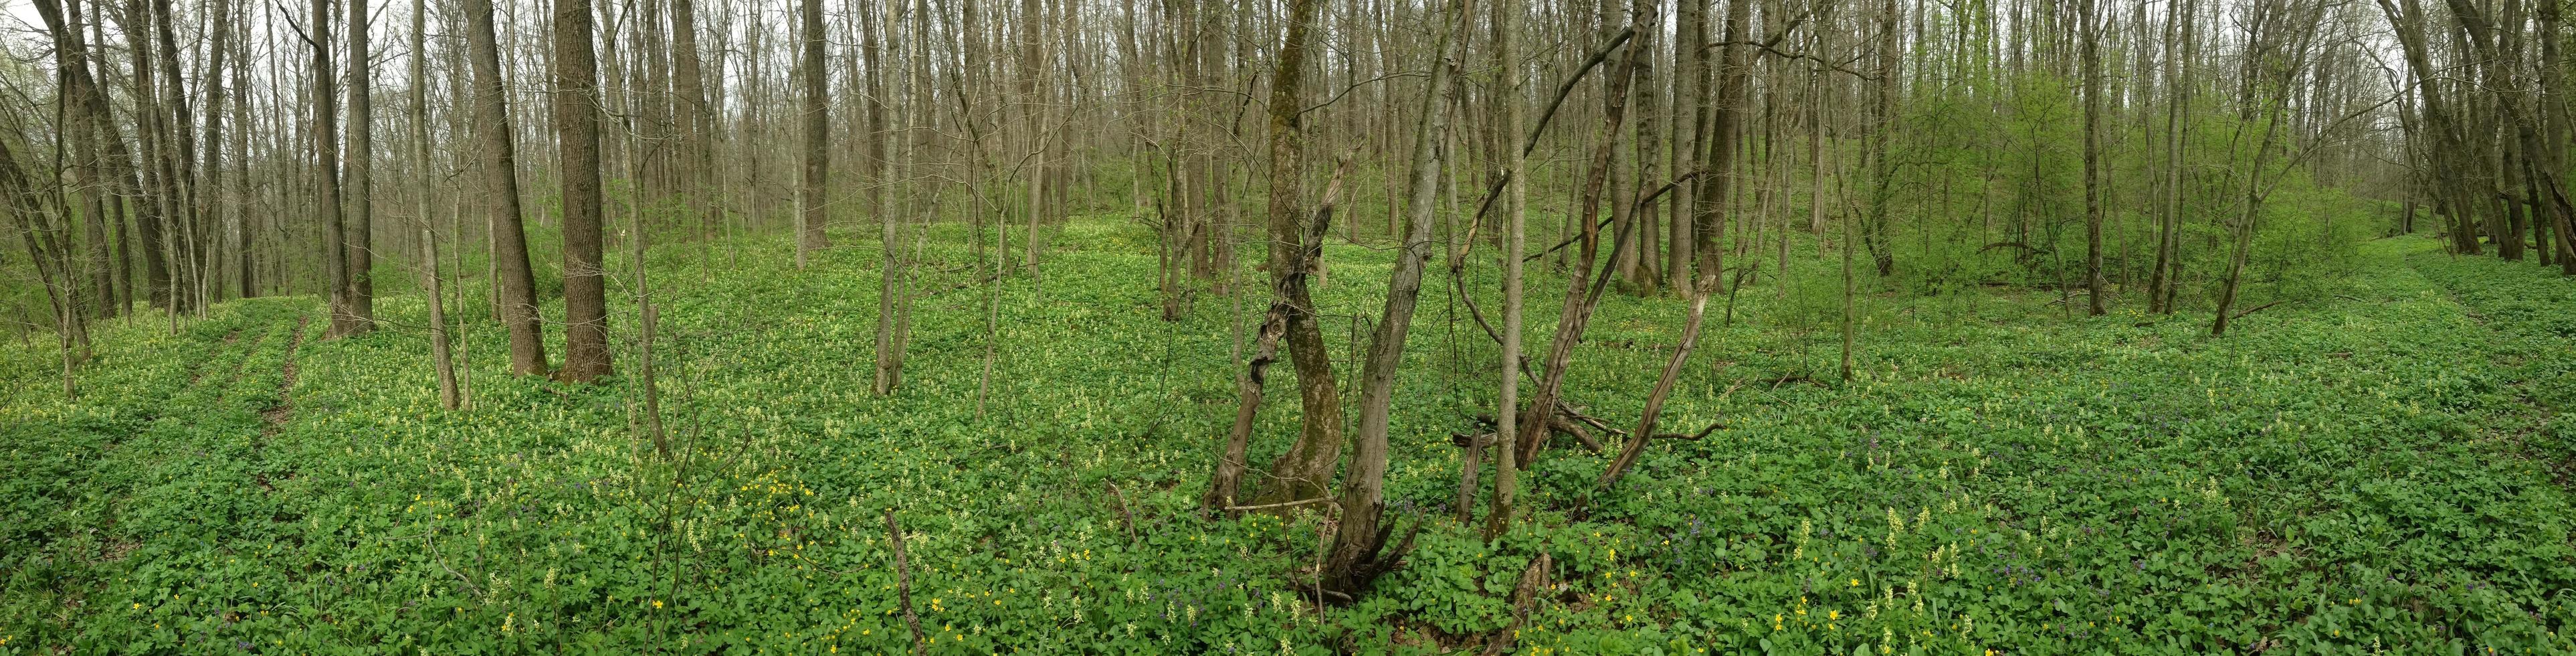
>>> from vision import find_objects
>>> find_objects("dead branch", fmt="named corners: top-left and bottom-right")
top-left (886, 509), bottom-right (926, 656)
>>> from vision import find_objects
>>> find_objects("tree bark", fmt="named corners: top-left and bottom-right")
top-left (308, 0), bottom-right (348, 331)
top-left (1324, 0), bottom-right (1472, 597)
top-left (555, 0), bottom-right (614, 382)
top-left (340, 0), bottom-right (377, 335)
top-left (465, 0), bottom-right (551, 376)
top-left (2079, 0), bottom-right (2106, 315)
top-left (797, 0), bottom-right (830, 267)
top-left (1248, 0), bottom-right (1347, 506)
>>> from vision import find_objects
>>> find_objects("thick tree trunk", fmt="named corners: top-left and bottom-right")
top-left (2078, 0), bottom-right (2105, 315)
top-left (1207, 160), bottom-right (1352, 513)
top-left (339, 0), bottom-right (376, 335)
top-left (555, 0), bottom-right (613, 382)
top-left (796, 0), bottom-right (829, 267)
top-left (1248, 0), bottom-right (1347, 507)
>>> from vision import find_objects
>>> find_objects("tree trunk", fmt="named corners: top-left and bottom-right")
top-left (554, 0), bottom-right (613, 382)
top-left (340, 0), bottom-right (376, 335)
top-left (465, 0), bottom-right (551, 376)
top-left (670, 0), bottom-right (714, 236)
top-left (797, 0), bottom-right (830, 267)
top-left (2079, 0), bottom-right (2106, 315)
top-left (308, 0), bottom-right (348, 332)
top-left (1248, 0), bottom-right (1347, 507)
top-left (1324, 0), bottom-right (1470, 597)
top-left (1487, 0), bottom-right (1524, 540)
top-left (866, 0), bottom-right (906, 394)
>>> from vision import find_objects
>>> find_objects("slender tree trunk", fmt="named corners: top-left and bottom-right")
top-left (866, 0), bottom-right (906, 394)
top-left (1514, 5), bottom-right (1649, 470)
top-left (1324, 0), bottom-right (1470, 596)
top-left (2149, 0), bottom-right (2187, 313)
top-left (1486, 0), bottom-right (1524, 540)
top-left (307, 0), bottom-right (349, 333)
top-left (671, 0), bottom-right (714, 235)
top-left (2079, 0), bottom-right (2105, 315)
top-left (407, 0), bottom-right (455, 407)
top-left (466, 0), bottom-right (551, 376)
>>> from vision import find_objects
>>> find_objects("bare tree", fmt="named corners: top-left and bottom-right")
top-left (1242, 0), bottom-right (1347, 507)
top-left (555, 0), bottom-right (613, 381)
top-left (340, 0), bottom-right (377, 335)
top-left (309, 0), bottom-right (349, 333)
top-left (1322, 0), bottom-right (1471, 596)
top-left (796, 0), bottom-right (829, 268)
top-left (463, 0), bottom-right (551, 375)
top-left (2078, 0), bottom-right (2105, 315)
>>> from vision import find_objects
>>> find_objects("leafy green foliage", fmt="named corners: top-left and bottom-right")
top-left (1, 224), bottom-right (2568, 653)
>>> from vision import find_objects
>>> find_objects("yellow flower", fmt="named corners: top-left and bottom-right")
top-left (1829, 610), bottom-right (1840, 621)
top-left (1850, 579), bottom-right (1860, 586)
top-left (652, 600), bottom-right (664, 609)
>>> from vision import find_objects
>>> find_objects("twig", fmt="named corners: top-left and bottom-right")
top-left (1225, 497), bottom-right (1341, 513)
top-left (1105, 482), bottom-right (1139, 545)
top-left (435, 560), bottom-right (484, 598)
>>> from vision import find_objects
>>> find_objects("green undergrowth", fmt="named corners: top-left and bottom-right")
top-left (3, 224), bottom-right (2571, 655)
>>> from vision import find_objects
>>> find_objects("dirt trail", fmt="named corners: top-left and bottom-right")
top-left (263, 314), bottom-right (310, 434)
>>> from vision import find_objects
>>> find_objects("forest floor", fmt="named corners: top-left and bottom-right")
top-left (3, 221), bottom-right (2573, 655)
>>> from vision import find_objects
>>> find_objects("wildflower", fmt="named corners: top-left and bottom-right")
top-left (652, 600), bottom-right (664, 609)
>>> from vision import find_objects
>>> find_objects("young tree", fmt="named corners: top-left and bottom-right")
top-left (670, 0), bottom-right (714, 235)
top-left (1486, 0), bottom-right (1525, 540)
top-left (413, 0), bottom-right (456, 408)
top-left (864, 0), bottom-right (906, 394)
top-left (1323, 0), bottom-right (1470, 596)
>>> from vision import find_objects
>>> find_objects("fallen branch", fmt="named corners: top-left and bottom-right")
top-left (886, 509), bottom-right (926, 656)
top-left (1482, 554), bottom-right (1553, 656)
top-left (1652, 421), bottom-right (1726, 441)
top-left (1549, 414), bottom-right (1606, 453)
top-left (1225, 497), bottom-right (1341, 513)
top-left (2230, 301), bottom-right (2285, 321)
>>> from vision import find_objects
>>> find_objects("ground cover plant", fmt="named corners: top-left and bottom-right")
top-left (9, 0), bottom-right (2576, 651)
top-left (6, 223), bottom-right (2574, 654)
